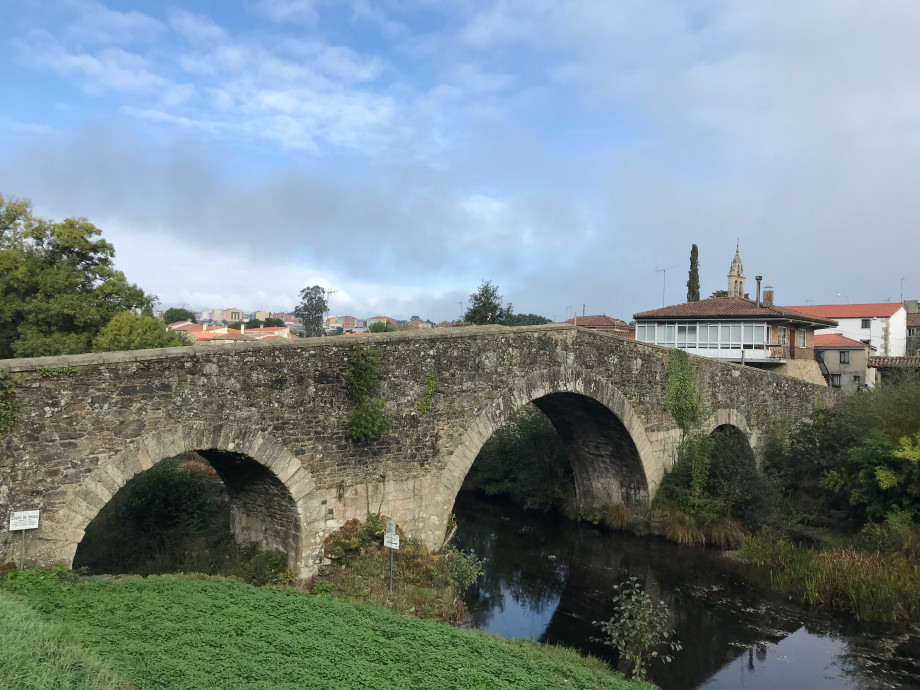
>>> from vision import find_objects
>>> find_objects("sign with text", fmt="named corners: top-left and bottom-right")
top-left (385, 519), bottom-right (396, 535)
top-left (383, 533), bottom-right (400, 550)
top-left (9, 510), bottom-right (40, 531)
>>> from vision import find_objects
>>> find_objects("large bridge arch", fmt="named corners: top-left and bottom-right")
top-left (431, 367), bottom-right (662, 540)
top-left (46, 423), bottom-right (325, 579)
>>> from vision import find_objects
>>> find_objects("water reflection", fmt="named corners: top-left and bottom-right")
top-left (453, 491), bottom-right (916, 689)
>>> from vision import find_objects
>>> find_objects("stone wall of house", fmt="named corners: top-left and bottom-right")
top-left (0, 325), bottom-right (833, 576)
top-left (772, 359), bottom-right (828, 387)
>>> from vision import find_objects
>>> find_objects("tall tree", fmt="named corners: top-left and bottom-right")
top-left (0, 194), bottom-right (155, 358)
top-left (294, 285), bottom-right (328, 337)
top-left (465, 280), bottom-right (513, 325)
top-left (687, 244), bottom-right (700, 302)
top-left (163, 307), bottom-right (196, 324)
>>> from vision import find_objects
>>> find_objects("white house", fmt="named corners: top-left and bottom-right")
top-left (785, 303), bottom-right (908, 357)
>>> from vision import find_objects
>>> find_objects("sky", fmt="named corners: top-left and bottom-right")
top-left (1, 0), bottom-right (919, 322)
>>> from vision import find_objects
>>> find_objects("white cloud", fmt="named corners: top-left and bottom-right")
top-left (64, 0), bottom-right (164, 45)
top-left (251, 0), bottom-right (317, 24)
top-left (169, 10), bottom-right (227, 43)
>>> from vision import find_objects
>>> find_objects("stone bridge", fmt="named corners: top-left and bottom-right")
top-left (0, 325), bottom-right (832, 577)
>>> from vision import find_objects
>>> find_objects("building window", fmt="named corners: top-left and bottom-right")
top-left (777, 326), bottom-right (788, 346)
top-left (840, 350), bottom-right (850, 364)
top-left (861, 319), bottom-right (870, 329)
top-left (853, 375), bottom-right (860, 384)
top-left (831, 374), bottom-right (841, 388)
top-left (798, 329), bottom-right (806, 348)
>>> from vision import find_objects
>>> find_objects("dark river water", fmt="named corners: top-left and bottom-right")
top-left (452, 491), bottom-right (920, 689)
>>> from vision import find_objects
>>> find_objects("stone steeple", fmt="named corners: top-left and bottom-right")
top-left (727, 244), bottom-right (745, 297)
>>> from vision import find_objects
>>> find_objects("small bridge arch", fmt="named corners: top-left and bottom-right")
top-left (52, 423), bottom-right (325, 579)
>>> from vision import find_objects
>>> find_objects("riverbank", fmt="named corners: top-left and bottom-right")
top-left (0, 568), bottom-right (654, 690)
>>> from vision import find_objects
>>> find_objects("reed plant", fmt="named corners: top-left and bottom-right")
top-left (739, 535), bottom-right (920, 623)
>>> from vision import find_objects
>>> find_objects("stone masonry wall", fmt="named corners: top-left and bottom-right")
top-left (0, 325), bottom-right (833, 576)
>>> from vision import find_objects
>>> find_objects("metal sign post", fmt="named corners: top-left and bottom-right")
top-left (384, 519), bottom-right (400, 592)
top-left (9, 510), bottom-right (40, 570)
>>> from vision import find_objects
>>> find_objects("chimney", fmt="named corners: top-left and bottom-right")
top-left (755, 276), bottom-right (763, 307)
top-left (763, 285), bottom-right (774, 307)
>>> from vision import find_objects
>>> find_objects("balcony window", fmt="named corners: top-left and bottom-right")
top-left (798, 329), bottom-right (806, 349)
top-left (778, 327), bottom-right (788, 346)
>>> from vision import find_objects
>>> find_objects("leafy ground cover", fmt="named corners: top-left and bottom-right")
top-left (0, 589), bottom-right (124, 690)
top-left (1, 569), bottom-right (653, 690)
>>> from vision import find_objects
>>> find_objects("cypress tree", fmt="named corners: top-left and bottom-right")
top-left (687, 244), bottom-right (700, 302)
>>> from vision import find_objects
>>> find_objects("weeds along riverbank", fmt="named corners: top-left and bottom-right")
top-left (0, 568), bottom-right (654, 690)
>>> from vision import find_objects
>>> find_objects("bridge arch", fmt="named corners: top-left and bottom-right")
top-left (435, 367), bottom-right (660, 528)
top-left (704, 408), bottom-right (762, 452)
top-left (49, 423), bottom-right (324, 579)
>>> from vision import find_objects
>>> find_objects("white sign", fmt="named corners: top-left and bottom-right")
top-left (9, 510), bottom-right (39, 531)
top-left (385, 519), bottom-right (396, 535)
top-left (383, 533), bottom-right (400, 550)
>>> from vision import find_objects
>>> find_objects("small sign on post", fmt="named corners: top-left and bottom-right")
top-left (384, 519), bottom-right (399, 592)
top-left (9, 510), bottom-right (40, 571)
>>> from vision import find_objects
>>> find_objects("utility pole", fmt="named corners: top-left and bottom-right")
top-left (655, 265), bottom-right (680, 307)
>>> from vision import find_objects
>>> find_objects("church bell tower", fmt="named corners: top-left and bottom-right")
top-left (727, 244), bottom-right (745, 297)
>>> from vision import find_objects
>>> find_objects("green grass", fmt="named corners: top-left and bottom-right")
top-left (0, 589), bottom-right (125, 690)
top-left (2, 570), bottom-right (653, 690)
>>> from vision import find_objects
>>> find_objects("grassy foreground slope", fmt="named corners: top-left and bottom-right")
top-left (0, 590), bottom-right (123, 690)
top-left (2, 571), bottom-right (653, 690)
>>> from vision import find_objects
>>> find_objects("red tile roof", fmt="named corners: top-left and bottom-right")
top-left (907, 313), bottom-right (920, 327)
top-left (784, 303), bottom-right (903, 319)
top-left (634, 297), bottom-right (838, 327)
top-left (211, 331), bottom-right (254, 341)
top-left (560, 315), bottom-right (633, 329)
top-left (814, 334), bottom-right (867, 349)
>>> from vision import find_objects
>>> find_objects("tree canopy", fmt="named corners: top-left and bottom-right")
top-left (294, 285), bottom-right (328, 337)
top-left (503, 313), bottom-right (551, 326)
top-left (464, 280), bottom-right (513, 325)
top-left (368, 321), bottom-right (397, 333)
top-left (0, 194), bottom-right (155, 358)
top-left (262, 317), bottom-right (284, 328)
top-left (162, 307), bottom-right (196, 325)
top-left (92, 311), bottom-right (184, 352)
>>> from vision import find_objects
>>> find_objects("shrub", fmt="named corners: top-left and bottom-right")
top-left (345, 344), bottom-right (392, 442)
top-left (593, 576), bottom-right (681, 680)
top-left (443, 546), bottom-right (484, 592)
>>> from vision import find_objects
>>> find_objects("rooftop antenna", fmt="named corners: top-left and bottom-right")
top-left (655, 264), bottom-right (681, 307)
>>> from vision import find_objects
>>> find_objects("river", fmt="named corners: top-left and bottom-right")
top-left (452, 491), bottom-right (920, 689)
